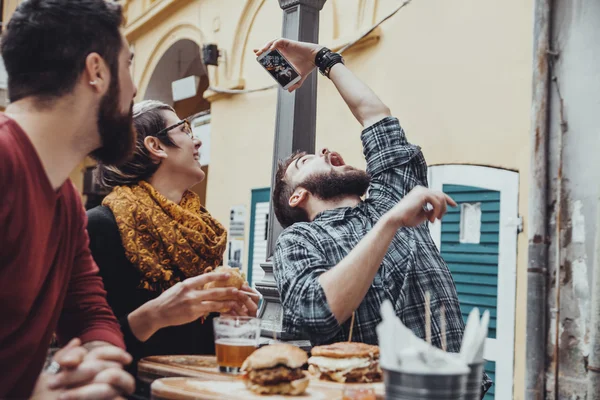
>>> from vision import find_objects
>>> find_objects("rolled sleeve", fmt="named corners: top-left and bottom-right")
top-left (273, 228), bottom-right (340, 341)
top-left (361, 117), bottom-right (428, 211)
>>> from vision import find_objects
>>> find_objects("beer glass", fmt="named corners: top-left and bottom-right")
top-left (213, 316), bottom-right (261, 373)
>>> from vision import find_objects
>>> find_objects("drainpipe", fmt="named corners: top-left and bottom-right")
top-left (525, 0), bottom-right (552, 399)
top-left (588, 194), bottom-right (600, 400)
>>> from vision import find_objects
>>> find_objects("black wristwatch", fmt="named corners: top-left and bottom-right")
top-left (314, 47), bottom-right (344, 78)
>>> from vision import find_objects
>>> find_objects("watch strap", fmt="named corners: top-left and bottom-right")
top-left (314, 47), bottom-right (344, 78)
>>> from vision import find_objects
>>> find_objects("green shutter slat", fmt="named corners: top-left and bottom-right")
top-left (442, 212), bottom-right (500, 223)
top-left (453, 273), bottom-right (498, 286)
top-left (447, 263), bottom-right (498, 275)
top-left (441, 244), bottom-right (499, 255)
top-left (456, 283), bottom-right (498, 296)
top-left (443, 253), bottom-right (499, 265)
top-left (441, 232), bottom-right (499, 244)
top-left (441, 222), bottom-right (500, 233)
top-left (458, 294), bottom-right (497, 308)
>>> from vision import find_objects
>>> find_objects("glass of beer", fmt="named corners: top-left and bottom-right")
top-left (213, 316), bottom-right (261, 374)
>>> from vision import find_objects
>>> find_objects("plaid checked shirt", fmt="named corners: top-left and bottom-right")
top-left (273, 117), bottom-right (492, 393)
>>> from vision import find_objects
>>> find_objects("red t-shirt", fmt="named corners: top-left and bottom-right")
top-left (0, 114), bottom-right (125, 397)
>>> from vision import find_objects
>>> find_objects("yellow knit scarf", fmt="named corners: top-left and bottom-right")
top-left (102, 181), bottom-right (227, 292)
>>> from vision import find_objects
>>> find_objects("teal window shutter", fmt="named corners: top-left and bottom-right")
top-left (247, 188), bottom-right (270, 287)
top-left (441, 184), bottom-right (500, 399)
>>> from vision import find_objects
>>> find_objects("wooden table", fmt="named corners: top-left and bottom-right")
top-left (151, 378), bottom-right (341, 400)
top-left (138, 356), bottom-right (227, 385)
top-left (139, 355), bottom-right (385, 399)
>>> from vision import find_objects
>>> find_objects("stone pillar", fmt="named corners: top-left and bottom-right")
top-left (255, 0), bottom-right (326, 344)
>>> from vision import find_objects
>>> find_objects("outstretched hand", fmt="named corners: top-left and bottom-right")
top-left (387, 186), bottom-right (457, 228)
top-left (254, 38), bottom-right (323, 92)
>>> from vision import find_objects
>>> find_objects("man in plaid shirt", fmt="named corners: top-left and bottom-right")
top-left (256, 38), bottom-right (491, 394)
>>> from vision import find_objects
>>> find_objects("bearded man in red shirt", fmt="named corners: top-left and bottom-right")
top-left (0, 1), bottom-right (139, 398)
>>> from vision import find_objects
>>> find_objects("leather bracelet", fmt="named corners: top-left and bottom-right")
top-left (322, 53), bottom-right (343, 78)
top-left (314, 47), bottom-right (331, 69)
top-left (314, 47), bottom-right (344, 78)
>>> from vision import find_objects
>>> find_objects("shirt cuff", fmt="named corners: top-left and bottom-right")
top-left (118, 314), bottom-right (143, 353)
top-left (361, 117), bottom-right (421, 176)
top-left (79, 328), bottom-right (126, 350)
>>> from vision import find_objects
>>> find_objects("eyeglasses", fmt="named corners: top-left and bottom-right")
top-left (154, 119), bottom-right (193, 138)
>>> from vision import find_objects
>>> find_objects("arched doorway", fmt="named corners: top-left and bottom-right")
top-left (144, 39), bottom-right (211, 204)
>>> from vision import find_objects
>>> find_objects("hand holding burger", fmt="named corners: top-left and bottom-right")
top-left (204, 266), bottom-right (260, 317)
top-left (127, 270), bottom-right (253, 342)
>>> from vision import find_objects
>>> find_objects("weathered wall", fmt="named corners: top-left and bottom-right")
top-left (545, 0), bottom-right (600, 398)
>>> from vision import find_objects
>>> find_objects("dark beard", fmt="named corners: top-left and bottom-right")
top-left (300, 168), bottom-right (371, 201)
top-left (89, 75), bottom-right (136, 166)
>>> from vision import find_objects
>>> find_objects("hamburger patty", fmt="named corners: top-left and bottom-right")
top-left (248, 365), bottom-right (305, 386)
top-left (319, 363), bottom-right (382, 383)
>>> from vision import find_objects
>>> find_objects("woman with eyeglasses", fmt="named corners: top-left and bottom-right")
top-left (86, 100), bottom-right (259, 374)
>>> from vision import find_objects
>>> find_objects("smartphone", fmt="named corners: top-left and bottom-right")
top-left (257, 49), bottom-right (301, 90)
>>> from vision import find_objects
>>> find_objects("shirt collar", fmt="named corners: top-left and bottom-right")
top-left (313, 204), bottom-right (360, 223)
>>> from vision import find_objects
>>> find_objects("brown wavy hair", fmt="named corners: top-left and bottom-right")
top-left (96, 100), bottom-right (179, 188)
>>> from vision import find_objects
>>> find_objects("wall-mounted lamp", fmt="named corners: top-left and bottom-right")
top-left (202, 44), bottom-right (220, 66)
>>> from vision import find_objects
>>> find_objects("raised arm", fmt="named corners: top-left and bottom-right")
top-left (254, 38), bottom-right (390, 128)
top-left (328, 64), bottom-right (390, 128)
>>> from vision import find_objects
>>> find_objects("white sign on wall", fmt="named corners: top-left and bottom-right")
top-left (227, 205), bottom-right (246, 269)
top-left (171, 75), bottom-right (200, 102)
top-left (460, 202), bottom-right (482, 244)
top-left (251, 202), bottom-right (269, 284)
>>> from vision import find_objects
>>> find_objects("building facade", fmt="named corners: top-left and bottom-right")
top-left (3, 0), bottom-right (542, 398)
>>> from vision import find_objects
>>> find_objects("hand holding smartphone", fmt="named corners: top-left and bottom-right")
top-left (256, 49), bottom-right (301, 91)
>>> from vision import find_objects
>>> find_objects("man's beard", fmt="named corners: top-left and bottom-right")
top-left (300, 168), bottom-right (371, 201)
top-left (89, 79), bottom-right (136, 166)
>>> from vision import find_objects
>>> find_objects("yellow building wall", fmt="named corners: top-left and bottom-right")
top-left (2, 0), bottom-right (20, 28)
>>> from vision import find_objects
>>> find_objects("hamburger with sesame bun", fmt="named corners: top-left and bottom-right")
top-left (241, 344), bottom-right (310, 395)
top-left (308, 342), bottom-right (382, 383)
